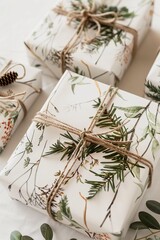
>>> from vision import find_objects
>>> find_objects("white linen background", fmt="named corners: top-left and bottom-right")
top-left (0, 0), bottom-right (160, 239)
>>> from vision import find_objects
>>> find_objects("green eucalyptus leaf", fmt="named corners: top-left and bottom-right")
top-left (146, 200), bottom-right (160, 214)
top-left (10, 231), bottom-right (22, 240)
top-left (21, 236), bottom-right (34, 240)
top-left (147, 110), bottom-right (156, 123)
top-left (151, 138), bottom-right (160, 160)
top-left (40, 223), bottom-right (53, 240)
top-left (71, 84), bottom-right (76, 94)
top-left (116, 106), bottom-right (144, 113)
top-left (130, 221), bottom-right (148, 230)
top-left (55, 210), bottom-right (63, 221)
top-left (150, 121), bottom-right (160, 134)
top-left (138, 125), bottom-right (149, 143)
top-left (139, 211), bottom-right (160, 229)
top-left (132, 165), bottom-right (140, 180)
top-left (115, 106), bottom-right (144, 118)
top-left (4, 111), bottom-right (9, 117)
top-left (135, 182), bottom-right (147, 201)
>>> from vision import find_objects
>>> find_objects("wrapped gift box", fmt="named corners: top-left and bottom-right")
top-left (0, 57), bottom-right (41, 153)
top-left (145, 50), bottom-right (160, 102)
top-left (25, 0), bottom-right (153, 86)
top-left (0, 70), bottom-right (159, 240)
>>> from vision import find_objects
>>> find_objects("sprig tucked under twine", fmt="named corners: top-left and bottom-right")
top-left (0, 61), bottom-right (27, 117)
top-left (53, 1), bottom-right (138, 73)
top-left (33, 86), bottom-right (153, 220)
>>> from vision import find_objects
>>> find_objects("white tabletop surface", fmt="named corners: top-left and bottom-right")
top-left (0, 0), bottom-right (160, 239)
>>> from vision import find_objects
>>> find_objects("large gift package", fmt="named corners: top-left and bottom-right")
top-left (25, 0), bottom-right (154, 85)
top-left (145, 50), bottom-right (160, 102)
top-left (1, 70), bottom-right (159, 240)
top-left (0, 57), bottom-right (41, 153)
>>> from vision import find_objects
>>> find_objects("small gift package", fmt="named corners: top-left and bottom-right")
top-left (25, 0), bottom-right (154, 85)
top-left (0, 57), bottom-right (41, 153)
top-left (145, 50), bottom-right (160, 102)
top-left (1, 70), bottom-right (159, 240)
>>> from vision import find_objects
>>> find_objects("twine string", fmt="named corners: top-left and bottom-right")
top-left (54, 3), bottom-right (138, 73)
top-left (33, 86), bottom-right (153, 218)
top-left (0, 60), bottom-right (26, 79)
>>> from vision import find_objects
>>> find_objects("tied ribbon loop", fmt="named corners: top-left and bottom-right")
top-left (0, 60), bottom-right (26, 82)
top-left (33, 86), bottom-right (153, 219)
top-left (0, 61), bottom-right (27, 118)
top-left (54, 2), bottom-right (138, 73)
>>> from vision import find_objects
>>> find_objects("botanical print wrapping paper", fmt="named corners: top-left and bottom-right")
top-left (1, 70), bottom-right (160, 240)
top-left (0, 57), bottom-right (41, 153)
top-left (145, 51), bottom-right (160, 102)
top-left (25, 0), bottom-right (153, 86)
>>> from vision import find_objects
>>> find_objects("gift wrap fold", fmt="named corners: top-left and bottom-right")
top-left (25, 0), bottom-right (153, 85)
top-left (0, 57), bottom-right (41, 153)
top-left (1, 70), bottom-right (160, 240)
top-left (145, 50), bottom-right (160, 102)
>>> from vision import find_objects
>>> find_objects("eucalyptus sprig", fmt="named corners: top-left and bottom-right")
top-left (10, 223), bottom-right (78, 240)
top-left (130, 200), bottom-right (160, 240)
top-left (10, 223), bottom-right (53, 240)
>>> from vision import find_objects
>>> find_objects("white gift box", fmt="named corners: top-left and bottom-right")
top-left (25, 0), bottom-right (153, 86)
top-left (0, 57), bottom-right (41, 153)
top-left (145, 51), bottom-right (160, 102)
top-left (1, 70), bottom-right (160, 240)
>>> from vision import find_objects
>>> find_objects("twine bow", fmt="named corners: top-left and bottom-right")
top-left (0, 61), bottom-right (27, 117)
top-left (33, 86), bottom-right (153, 219)
top-left (54, 2), bottom-right (138, 73)
top-left (0, 60), bottom-right (26, 82)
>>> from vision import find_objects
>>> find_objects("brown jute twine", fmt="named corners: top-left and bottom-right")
top-left (33, 86), bottom-right (153, 218)
top-left (0, 61), bottom-right (27, 117)
top-left (53, 2), bottom-right (138, 73)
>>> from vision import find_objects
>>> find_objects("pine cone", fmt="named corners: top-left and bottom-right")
top-left (0, 71), bottom-right (18, 86)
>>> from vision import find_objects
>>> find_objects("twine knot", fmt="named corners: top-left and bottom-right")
top-left (80, 129), bottom-right (92, 140)
top-left (54, 2), bottom-right (138, 73)
top-left (81, 9), bottom-right (89, 18)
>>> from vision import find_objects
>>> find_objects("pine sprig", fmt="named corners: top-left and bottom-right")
top-left (59, 195), bottom-right (72, 220)
top-left (96, 103), bottom-right (128, 141)
top-left (85, 102), bottom-right (131, 199)
top-left (145, 81), bottom-right (160, 102)
top-left (85, 155), bottom-right (128, 198)
top-left (55, 195), bottom-right (85, 229)
top-left (85, 179), bottom-right (107, 199)
top-left (44, 131), bottom-right (79, 160)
